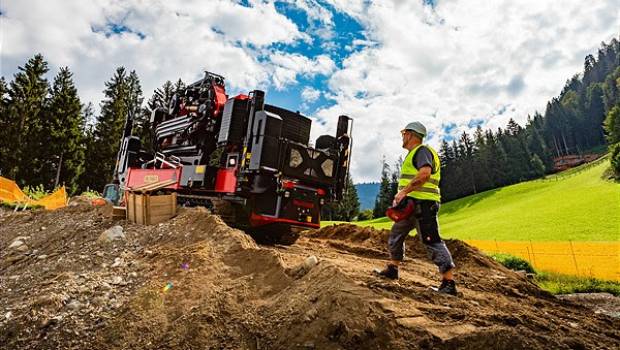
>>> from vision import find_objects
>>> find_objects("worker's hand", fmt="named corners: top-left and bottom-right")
top-left (393, 190), bottom-right (407, 207)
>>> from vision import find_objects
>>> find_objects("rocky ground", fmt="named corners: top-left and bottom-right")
top-left (1, 203), bottom-right (619, 349)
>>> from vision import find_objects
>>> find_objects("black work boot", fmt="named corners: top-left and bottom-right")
top-left (437, 279), bottom-right (457, 296)
top-left (373, 264), bottom-right (399, 280)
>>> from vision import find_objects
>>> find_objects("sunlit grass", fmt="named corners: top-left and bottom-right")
top-left (324, 160), bottom-right (619, 242)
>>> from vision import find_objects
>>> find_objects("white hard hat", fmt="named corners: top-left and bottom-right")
top-left (403, 121), bottom-right (427, 137)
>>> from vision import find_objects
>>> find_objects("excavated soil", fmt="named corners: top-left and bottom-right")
top-left (1, 207), bottom-right (619, 349)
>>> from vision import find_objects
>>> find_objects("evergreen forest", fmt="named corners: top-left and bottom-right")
top-left (1, 37), bottom-right (619, 222)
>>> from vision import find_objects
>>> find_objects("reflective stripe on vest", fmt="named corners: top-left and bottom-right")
top-left (398, 144), bottom-right (441, 201)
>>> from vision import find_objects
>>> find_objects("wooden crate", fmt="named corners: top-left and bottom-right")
top-left (112, 206), bottom-right (127, 220)
top-left (126, 192), bottom-right (177, 225)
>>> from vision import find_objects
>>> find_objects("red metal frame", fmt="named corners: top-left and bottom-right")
top-left (125, 168), bottom-right (182, 190)
top-left (215, 168), bottom-right (237, 193)
top-left (213, 84), bottom-right (227, 117)
top-left (249, 212), bottom-right (320, 229)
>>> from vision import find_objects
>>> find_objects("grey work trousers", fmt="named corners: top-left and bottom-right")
top-left (388, 200), bottom-right (455, 274)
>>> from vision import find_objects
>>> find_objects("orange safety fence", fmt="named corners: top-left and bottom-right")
top-left (0, 176), bottom-right (29, 202)
top-left (0, 176), bottom-right (68, 210)
top-left (466, 240), bottom-right (620, 282)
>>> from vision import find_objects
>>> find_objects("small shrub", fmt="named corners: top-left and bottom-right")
top-left (490, 253), bottom-right (536, 274)
top-left (609, 142), bottom-right (620, 178)
top-left (357, 209), bottom-right (374, 221)
top-left (80, 190), bottom-right (102, 199)
top-left (22, 184), bottom-right (50, 200)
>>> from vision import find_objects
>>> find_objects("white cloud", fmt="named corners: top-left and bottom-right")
top-left (284, 0), bottom-right (335, 40)
top-left (268, 52), bottom-right (335, 89)
top-left (313, 0), bottom-right (619, 182)
top-left (301, 86), bottom-right (321, 103)
top-left (0, 0), bottom-right (322, 111)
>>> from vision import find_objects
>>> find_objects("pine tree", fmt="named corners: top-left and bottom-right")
top-left (529, 154), bottom-right (545, 178)
top-left (0, 77), bottom-right (10, 175)
top-left (459, 131), bottom-right (477, 194)
top-left (602, 68), bottom-right (620, 113)
top-left (46, 67), bottom-right (85, 193)
top-left (438, 140), bottom-right (457, 200)
top-left (5, 54), bottom-right (50, 185)
top-left (373, 158), bottom-right (392, 217)
top-left (604, 105), bottom-right (620, 144)
top-left (333, 173), bottom-right (360, 221)
top-left (473, 126), bottom-right (493, 191)
top-left (138, 80), bottom-right (177, 152)
top-left (389, 157), bottom-right (402, 203)
top-left (439, 140), bottom-right (454, 165)
top-left (526, 126), bottom-right (553, 171)
top-left (486, 129), bottom-right (509, 186)
top-left (585, 83), bottom-right (607, 145)
top-left (82, 102), bottom-right (96, 131)
top-left (83, 67), bottom-right (143, 192)
top-left (174, 78), bottom-right (186, 93)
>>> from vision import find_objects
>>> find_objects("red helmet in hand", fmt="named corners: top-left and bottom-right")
top-left (386, 197), bottom-right (415, 222)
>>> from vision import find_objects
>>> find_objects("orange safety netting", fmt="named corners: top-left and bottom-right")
top-left (0, 176), bottom-right (68, 210)
top-left (466, 240), bottom-right (620, 282)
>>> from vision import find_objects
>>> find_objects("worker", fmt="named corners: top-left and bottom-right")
top-left (374, 121), bottom-right (457, 296)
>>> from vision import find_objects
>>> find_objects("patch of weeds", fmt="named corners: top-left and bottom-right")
top-left (488, 252), bottom-right (620, 296)
top-left (534, 272), bottom-right (620, 297)
top-left (490, 253), bottom-right (536, 273)
top-left (22, 184), bottom-right (51, 200)
top-left (80, 190), bottom-right (102, 199)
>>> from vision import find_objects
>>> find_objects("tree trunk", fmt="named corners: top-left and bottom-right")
top-left (552, 136), bottom-right (560, 157)
top-left (561, 132), bottom-right (569, 155)
top-left (54, 151), bottom-right (64, 188)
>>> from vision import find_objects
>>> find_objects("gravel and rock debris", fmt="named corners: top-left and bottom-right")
top-left (1, 206), bottom-right (619, 349)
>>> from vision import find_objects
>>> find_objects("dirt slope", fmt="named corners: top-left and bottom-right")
top-left (1, 206), bottom-right (618, 349)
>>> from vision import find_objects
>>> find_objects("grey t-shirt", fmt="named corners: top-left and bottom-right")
top-left (413, 146), bottom-right (436, 173)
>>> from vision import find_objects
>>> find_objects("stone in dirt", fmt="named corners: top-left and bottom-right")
top-left (110, 257), bottom-right (123, 268)
top-left (8, 239), bottom-right (28, 252)
top-left (66, 300), bottom-right (82, 311)
top-left (98, 226), bottom-right (125, 243)
top-left (303, 255), bottom-right (319, 270)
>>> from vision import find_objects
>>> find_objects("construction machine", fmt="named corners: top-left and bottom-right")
top-left (103, 71), bottom-right (352, 244)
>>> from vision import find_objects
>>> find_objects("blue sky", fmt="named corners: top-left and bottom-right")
top-left (1, 0), bottom-right (618, 182)
top-left (259, 1), bottom-right (366, 114)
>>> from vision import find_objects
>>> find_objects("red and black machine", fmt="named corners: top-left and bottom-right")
top-left (104, 71), bottom-right (352, 244)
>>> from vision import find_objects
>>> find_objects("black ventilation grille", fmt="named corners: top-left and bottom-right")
top-left (265, 104), bottom-right (311, 145)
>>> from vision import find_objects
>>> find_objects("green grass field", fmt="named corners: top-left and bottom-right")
top-left (325, 159), bottom-right (620, 241)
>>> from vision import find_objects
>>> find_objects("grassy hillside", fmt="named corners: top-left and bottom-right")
top-left (326, 159), bottom-right (619, 241)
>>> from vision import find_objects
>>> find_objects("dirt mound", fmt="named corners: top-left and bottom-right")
top-left (308, 223), bottom-right (518, 271)
top-left (1, 210), bottom-right (619, 349)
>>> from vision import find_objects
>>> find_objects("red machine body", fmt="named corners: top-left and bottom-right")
top-left (115, 71), bottom-right (352, 243)
top-left (214, 168), bottom-right (237, 193)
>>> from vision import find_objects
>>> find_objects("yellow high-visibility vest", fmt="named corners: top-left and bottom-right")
top-left (398, 144), bottom-right (441, 201)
